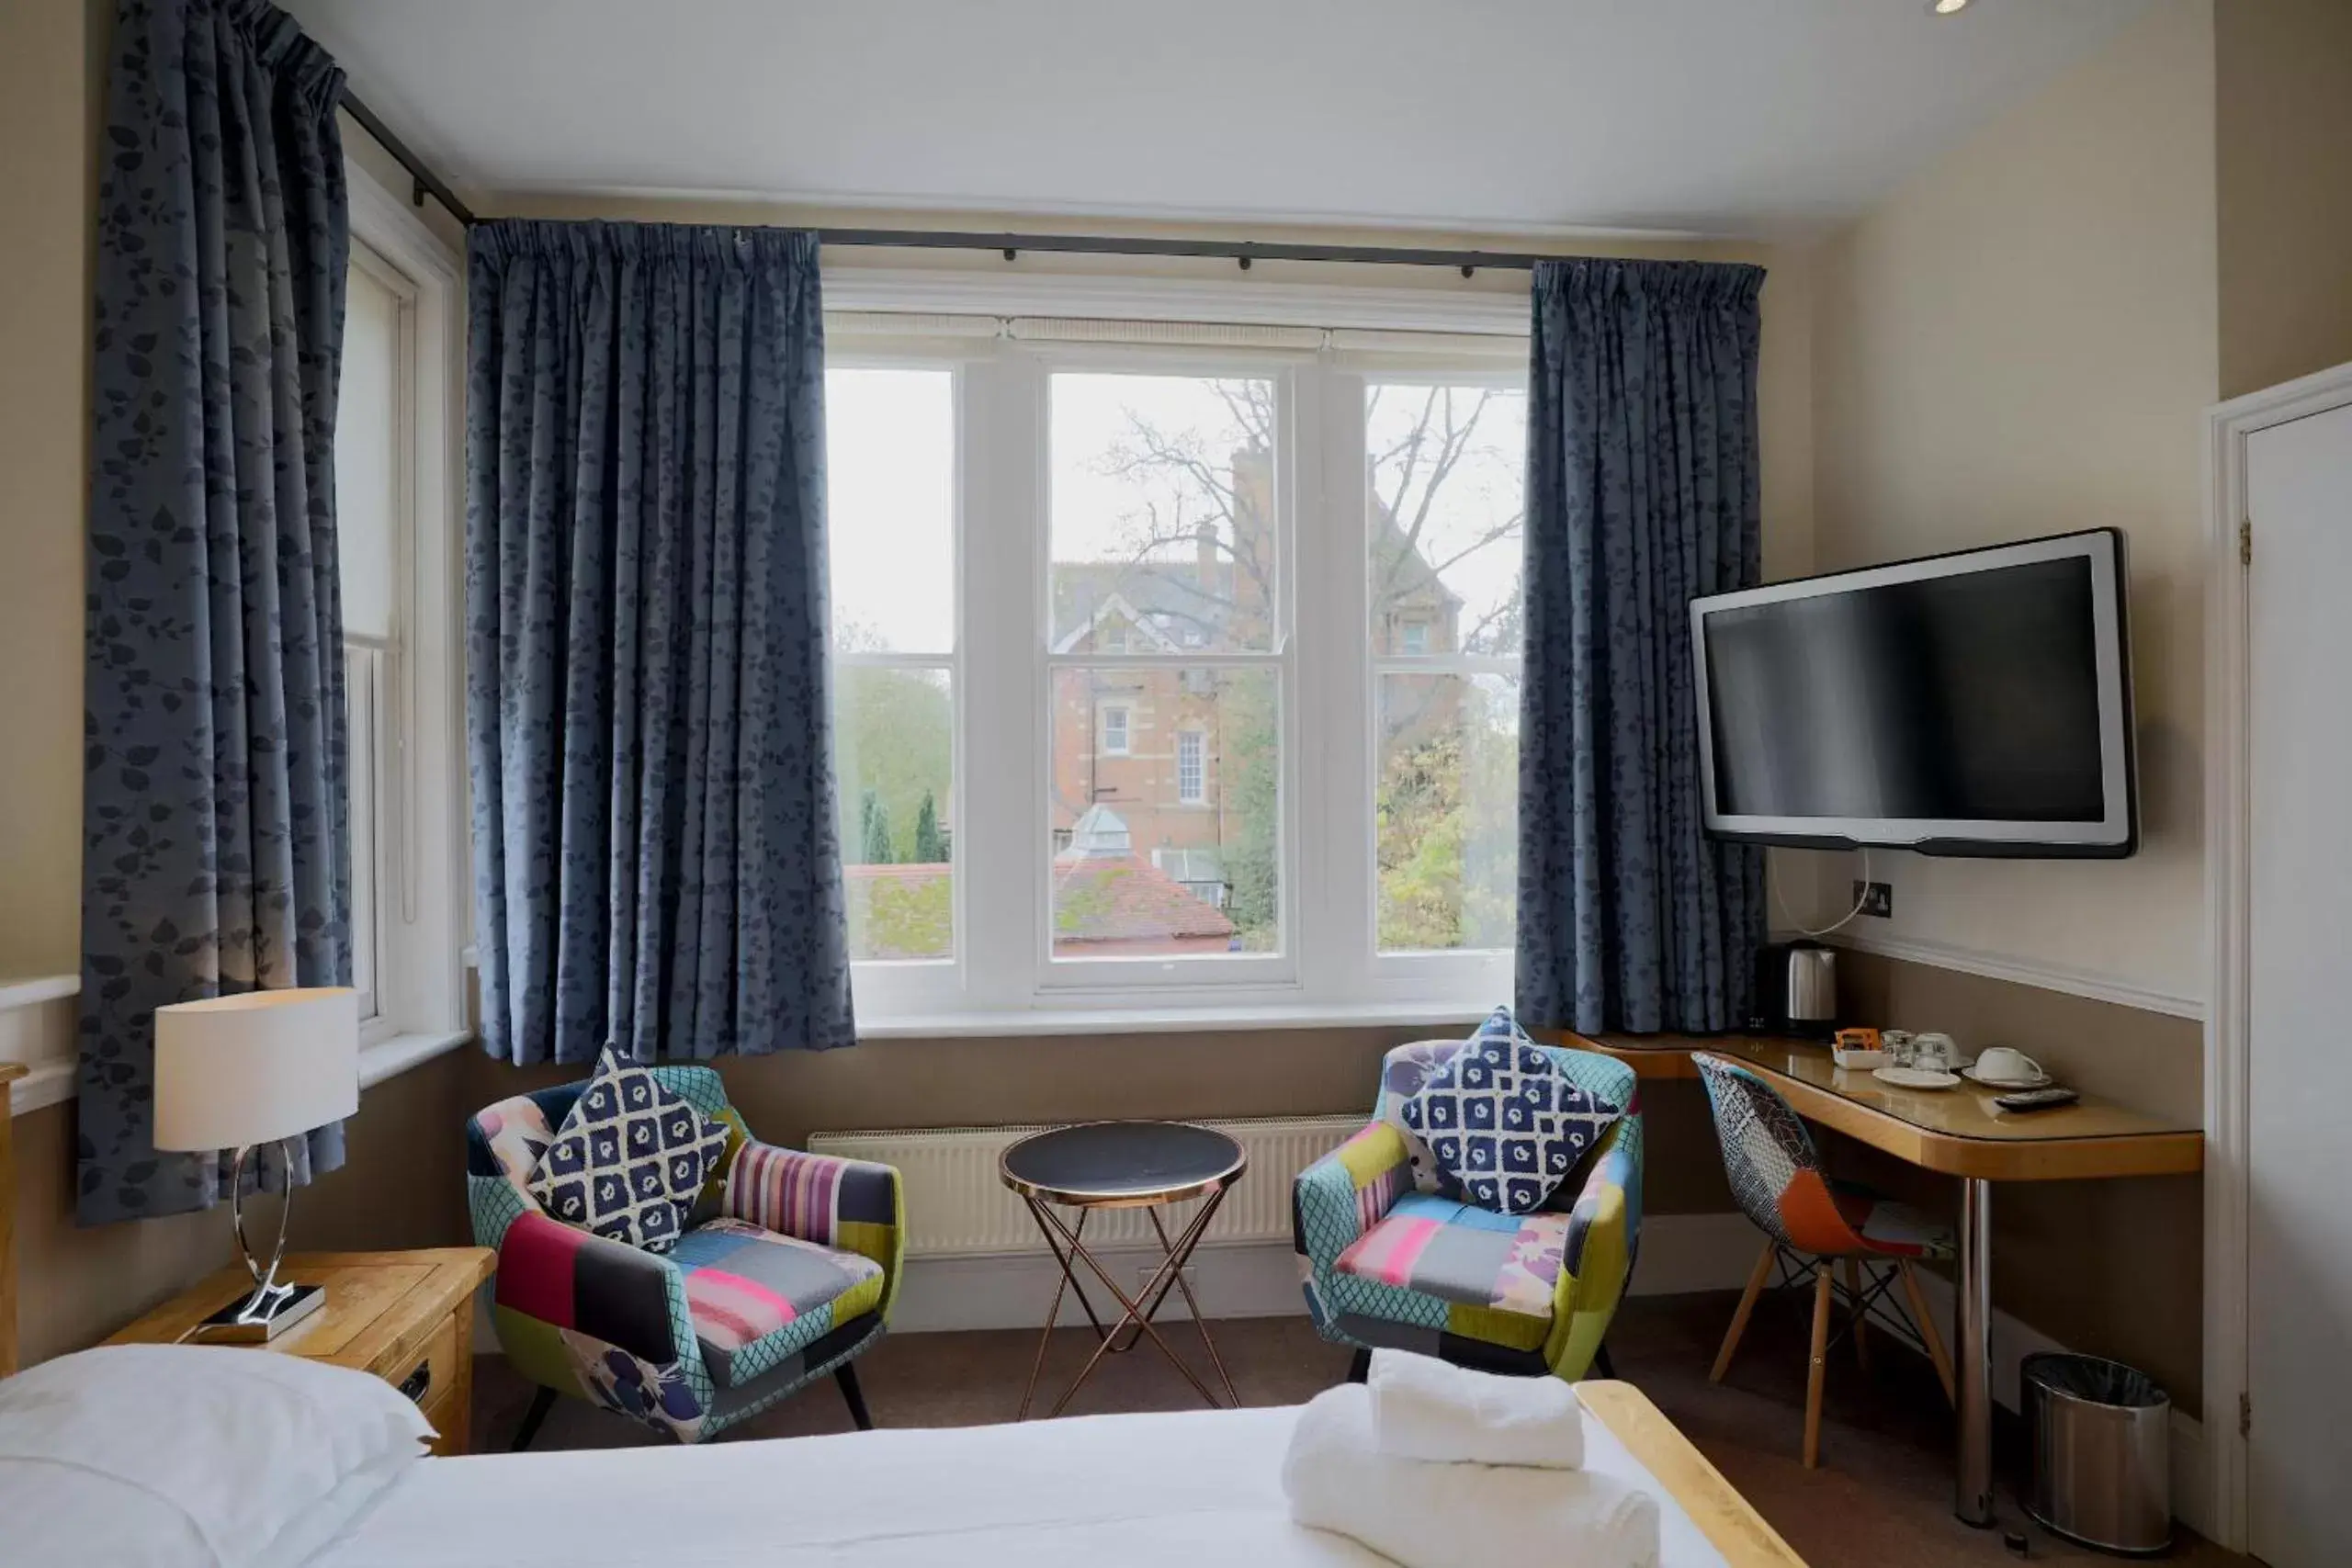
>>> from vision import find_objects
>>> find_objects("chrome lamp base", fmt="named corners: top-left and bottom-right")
top-left (188, 1139), bottom-right (323, 1344)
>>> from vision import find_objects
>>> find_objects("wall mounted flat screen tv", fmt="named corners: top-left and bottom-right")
top-left (1690, 530), bottom-right (2136, 857)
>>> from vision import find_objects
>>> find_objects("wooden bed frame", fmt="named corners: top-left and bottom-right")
top-left (1577, 1380), bottom-right (1807, 1566)
top-left (1, 1062), bottom-right (23, 1378)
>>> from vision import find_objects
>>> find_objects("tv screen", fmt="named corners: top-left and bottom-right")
top-left (1690, 531), bottom-right (2135, 856)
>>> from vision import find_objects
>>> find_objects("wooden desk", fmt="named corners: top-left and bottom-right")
top-left (1571, 1031), bottom-right (2202, 1529)
top-left (108, 1249), bottom-right (494, 1455)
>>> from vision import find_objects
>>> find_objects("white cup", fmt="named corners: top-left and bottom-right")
top-left (1974, 1045), bottom-right (2044, 1083)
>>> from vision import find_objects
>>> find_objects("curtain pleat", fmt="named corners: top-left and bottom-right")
top-left (79, 0), bottom-right (351, 1224)
top-left (1516, 259), bottom-right (1767, 1035)
top-left (466, 220), bottom-right (854, 1066)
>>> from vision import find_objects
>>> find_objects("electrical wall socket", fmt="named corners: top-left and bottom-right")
top-left (1853, 880), bottom-right (1894, 919)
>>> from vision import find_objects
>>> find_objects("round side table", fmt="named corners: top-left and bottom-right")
top-left (999, 1120), bottom-right (1247, 1419)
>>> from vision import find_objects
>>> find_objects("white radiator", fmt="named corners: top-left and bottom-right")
top-left (806, 1116), bottom-right (1363, 1258)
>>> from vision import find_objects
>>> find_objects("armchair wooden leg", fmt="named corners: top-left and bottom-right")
top-left (1842, 1258), bottom-right (1871, 1371)
top-left (1804, 1264), bottom-right (1834, 1469)
top-left (1898, 1260), bottom-right (1958, 1406)
top-left (510, 1386), bottom-right (557, 1451)
top-left (1346, 1346), bottom-right (1372, 1384)
top-left (1711, 1235), bottom-right (1778, 1383)
top-left (1590, 1343), bottom-right (1616, 1380)
top-left (836, 1363), bottom-right (875, 1431)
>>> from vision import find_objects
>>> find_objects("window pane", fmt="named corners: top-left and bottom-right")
top-left (337, 261), bottom-right (400, 640)
top-left (827, 368), bottom-right (954, 654)
top-left (1376, 672), bottom-right (1519, 953)
top-left (1051, 373), bottom-right (1278, 655)
top-left (1050, 666), bottom-right (1278, 957)
top-left (1366, 383), bottom-right (1527, 656)
top-left (835, 666), bottom-right (954, 961)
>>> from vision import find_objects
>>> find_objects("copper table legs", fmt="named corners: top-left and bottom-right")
top-left (1014, 1190), bottom-right (1241, 1419)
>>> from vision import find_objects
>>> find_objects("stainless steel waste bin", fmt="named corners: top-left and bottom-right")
top-left (2022, 1352), bottom-right (2170, 1555)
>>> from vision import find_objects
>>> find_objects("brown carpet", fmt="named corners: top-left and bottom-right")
top-left (473, 1289), bottom-right (2242, 1566)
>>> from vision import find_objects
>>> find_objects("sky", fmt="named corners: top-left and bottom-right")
top-left (821, 366), bottom-right (1529, 656)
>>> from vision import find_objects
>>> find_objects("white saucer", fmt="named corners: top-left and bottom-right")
top-left (1873, 1066), bottom-right (1962, 1090)
top-left (1961, 1065), bottom-right (2052, 1090)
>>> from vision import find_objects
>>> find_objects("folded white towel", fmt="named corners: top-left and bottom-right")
top-left (1284, 1385), bottom-right (1660, 1568)
top-left (1368, 1348), bottom-right (1586, 1469)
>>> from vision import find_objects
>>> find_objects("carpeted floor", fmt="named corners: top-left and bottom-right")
top-left (473, 1288), bottom-right (2243, 1567)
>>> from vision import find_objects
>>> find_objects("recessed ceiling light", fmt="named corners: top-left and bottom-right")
top-left (1930, 0), bottom-right (1971, 13)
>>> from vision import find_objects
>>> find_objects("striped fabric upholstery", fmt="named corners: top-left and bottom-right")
top-left (466, 1066), bottom-right (904, 1443)
top-left (1293, 1037), bottom-right (1643, 1380)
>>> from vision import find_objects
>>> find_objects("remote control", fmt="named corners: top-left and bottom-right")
top-left (1995, 1086), bottom-right (2079, 1112)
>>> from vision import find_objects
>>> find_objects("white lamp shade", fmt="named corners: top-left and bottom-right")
top-left (152, 987), bottom-right (360, 1152)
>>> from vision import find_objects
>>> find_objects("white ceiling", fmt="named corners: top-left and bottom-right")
top-left (288, 0), bottom-right (2154, 237)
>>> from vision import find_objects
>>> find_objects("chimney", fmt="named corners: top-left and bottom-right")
top-left (1195, 521), bottom-right (1218, 581)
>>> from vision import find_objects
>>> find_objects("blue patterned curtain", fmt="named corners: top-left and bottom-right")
top-left (466, 221), bottom-right (854, 1066)
top-left (80, 0), bottom-right (350, 1224)
top-left (1516, 259), bottom-right (1767, 1035)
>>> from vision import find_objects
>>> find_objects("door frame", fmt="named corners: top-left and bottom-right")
top-left (2203, 357), bottom-right (2352, 1555)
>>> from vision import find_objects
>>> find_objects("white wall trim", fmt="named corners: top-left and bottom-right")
top-left (0, 973), bottom-right (77, 1117)
top-left (822, 265), bottom-right (1531, 338)
top-left (2200, 355), bottom-right (2352, 1556)
top-left (1823, 930), bottom-right (2203, 1021)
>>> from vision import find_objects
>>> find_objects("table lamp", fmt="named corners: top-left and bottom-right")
top-left (153, 987), bottom-right (359, 1341)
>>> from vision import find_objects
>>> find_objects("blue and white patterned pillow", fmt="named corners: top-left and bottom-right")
top-left (526, 1048), bottom-right (732, 1252)
top-left (1398, 1008), bottom-right (1621, 1215)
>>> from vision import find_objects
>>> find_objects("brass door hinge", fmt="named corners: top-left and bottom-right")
top-left (2240, 518), bottom-right (2253, 568)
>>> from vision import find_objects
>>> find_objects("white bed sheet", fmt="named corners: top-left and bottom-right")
top-left (318, 1404), bottom-right (1734, 1567)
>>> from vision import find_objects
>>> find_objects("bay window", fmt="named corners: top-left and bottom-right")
top-left (824, 304), bottom-right (1524, 1027)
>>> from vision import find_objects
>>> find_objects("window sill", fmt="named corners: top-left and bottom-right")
top-left (853, 999), bottom-right (1490, 1040)
top-left (358, 1028), bottom-right (472, 1089)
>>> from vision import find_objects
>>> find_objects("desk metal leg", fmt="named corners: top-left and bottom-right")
top-left (1955, 1177), bottom-right (1996, 1527)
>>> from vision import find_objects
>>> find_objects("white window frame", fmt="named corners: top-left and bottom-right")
top-left (824, 276), bottom-right (1528, 1032)
top-left (823, 351), bottom-right (967, 1021)
top-left (1098, 702), bottom-right (1133, 756)
top-left (1176, 728), bottom-right (1207, 806)
top-left (342, 162), bottom-right (469, 1084)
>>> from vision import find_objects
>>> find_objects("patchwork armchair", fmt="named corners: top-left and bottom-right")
top-left (467, 1066), bottom-right (903, 1445)
top-left (1294, 1038), bottom-right (1642, 1381)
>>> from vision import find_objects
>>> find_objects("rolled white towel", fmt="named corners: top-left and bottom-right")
top-left (1284, 1385), bottom-right (1660, 1568)
top-left (1368, 1348), bottom-right (1586, 1469)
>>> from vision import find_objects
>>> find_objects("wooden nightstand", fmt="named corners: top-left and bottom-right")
top-left (108, 1248), bottom-right (494, 1455)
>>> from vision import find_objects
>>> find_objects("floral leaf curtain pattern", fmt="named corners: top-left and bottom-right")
top-left (1516, 259), bottom-right (1768, 1036)
top-left (466, 221), bottom-right (855, 1067)
top-left (80, 0), bottom-right (352, 1224)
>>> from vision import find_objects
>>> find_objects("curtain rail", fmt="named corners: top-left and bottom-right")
top-left (340, 91), bottom-right (1558, 274)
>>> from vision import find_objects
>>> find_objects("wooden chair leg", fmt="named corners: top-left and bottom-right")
top-left (1711, 1235), bottom-right (1778, 1383)
top-left (1842, 1258), bottom-right (1870, 1371)
top-left (1804, 1264), bottom-right (1834, 1468)
top-left (835, 1363), bottom-right (875, 1431)
top-left (1899, 1260), bottom-right (1958, 1406)
top-left (1346, 1346), bottom-right (1372, 1384)
top-left (510, 1385), bottom-right (557, 1451)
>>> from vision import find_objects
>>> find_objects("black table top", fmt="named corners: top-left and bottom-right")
top-left (999, 1120), bottom-right (1247, 1207)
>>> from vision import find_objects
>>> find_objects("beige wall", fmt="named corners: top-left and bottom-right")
top-left (2215, 0), bottom-right (2352, 400)
top-left (10, 1048), bottom-right (474, 1367)
top-left (1808, 0), bottom-right (2218, 1002)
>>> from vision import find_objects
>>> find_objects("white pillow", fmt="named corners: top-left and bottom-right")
top-left (0, 1344), bottom-right (435, 1567)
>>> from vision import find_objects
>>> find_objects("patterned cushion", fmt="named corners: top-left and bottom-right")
top-left (1399, 1008), bottom-right (1621, 1214)
top-left (527, 1049), bottom-right (732, 1253)
top-left (1333, 1193), bottom-right (1567, 1321)
top-left (670, 1218), bottom-right (887, 1386)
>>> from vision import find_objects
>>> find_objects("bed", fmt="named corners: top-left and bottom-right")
top-left (309, 1382), bottom-right (1801, 1567)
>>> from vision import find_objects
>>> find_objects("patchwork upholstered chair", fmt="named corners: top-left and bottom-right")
top-left (1293, 1037), bottom-right (1642, 1382)
top-left (1692, 1052), bottom-right (1956, 1467)
top-left (467, 1065), bottom-right (903, 1445)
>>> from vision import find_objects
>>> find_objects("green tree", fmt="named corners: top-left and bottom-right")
top-left (834, 666), bottom-right (951, 863)
top-left (860, 788), bottom-right (895, 865)
top-left (912, 789), bottom-right (945, 864)
top-left (1219, 672), bottom-right (1281, 950)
